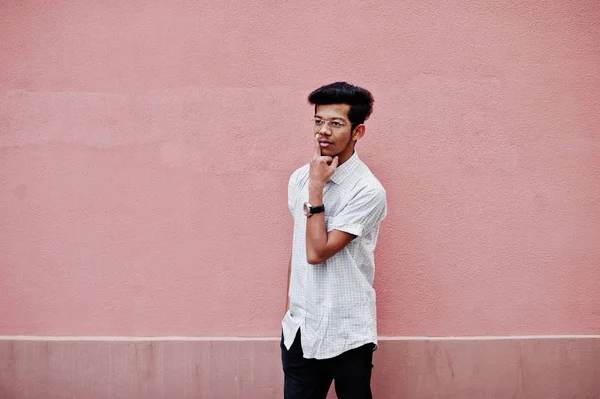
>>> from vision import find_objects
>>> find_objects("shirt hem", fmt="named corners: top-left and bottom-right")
top-left (302, 337), bottom-right (379, 360)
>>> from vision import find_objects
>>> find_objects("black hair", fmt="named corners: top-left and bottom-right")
top-left (308, 82), bottom-right (374, 129)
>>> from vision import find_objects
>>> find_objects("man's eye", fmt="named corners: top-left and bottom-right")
top-left (332, 121), bottom-right (344, 128)
top-left (314, 120), bottom-right (324, 125)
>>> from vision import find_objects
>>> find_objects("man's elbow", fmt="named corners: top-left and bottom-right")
top-left (306, 250), bottom-right (326, 265)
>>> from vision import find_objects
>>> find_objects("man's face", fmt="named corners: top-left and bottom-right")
top-left (313, 104), bottom-right (356, 159)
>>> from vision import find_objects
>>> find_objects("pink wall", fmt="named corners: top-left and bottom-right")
top-left (1, 0), bottom-right (599, 339)
top-left (2, 338), bottom-right (599, 399)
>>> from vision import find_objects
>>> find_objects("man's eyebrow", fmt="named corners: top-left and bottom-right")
top-left (314, 115), bottom-right (346, 121)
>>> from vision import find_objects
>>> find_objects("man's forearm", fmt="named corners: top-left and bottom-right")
top-left (306, 182), bottom-right (328, 264)
top-left (285, 256), bottom-right (291, 313)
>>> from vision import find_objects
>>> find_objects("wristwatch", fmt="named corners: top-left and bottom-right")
top-left (303, 202), bottom-right (325, 217)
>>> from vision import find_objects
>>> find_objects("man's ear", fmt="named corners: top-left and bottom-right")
top-left (352, 124), bottom-right (366, 141)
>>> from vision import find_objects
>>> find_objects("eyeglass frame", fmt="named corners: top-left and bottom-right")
top-left (311, 117), bottom-right (359, 132)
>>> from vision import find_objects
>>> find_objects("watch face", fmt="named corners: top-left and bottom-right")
top-left (303, 202), bottom-right (311, 217)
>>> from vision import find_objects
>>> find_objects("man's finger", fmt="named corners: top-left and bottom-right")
top-left (314, 133), bottom-right (321, 157)
top-left (321, 156), bottom-right (333, 165)
top-left (330, 156), bottom-right (339, 170)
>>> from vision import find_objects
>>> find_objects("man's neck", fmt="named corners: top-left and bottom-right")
top-left (336, 147), bottom-right (355, 166)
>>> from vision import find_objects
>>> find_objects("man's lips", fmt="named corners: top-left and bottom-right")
top-left (319, 140), bottom-right (333, 147)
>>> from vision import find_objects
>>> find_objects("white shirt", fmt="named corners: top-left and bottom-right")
top-left (282, 151), bottom-right (387, 360)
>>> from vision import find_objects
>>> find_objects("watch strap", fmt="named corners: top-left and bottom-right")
top-left (310, 204), bottom-right (325, 214)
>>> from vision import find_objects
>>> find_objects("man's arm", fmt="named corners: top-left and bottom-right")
top-left (285, 256), bottom-right (291, 312)
top-left (306, 183), bottom-right (356, 264)
top-left (306, 134), bottom-right (356, 265)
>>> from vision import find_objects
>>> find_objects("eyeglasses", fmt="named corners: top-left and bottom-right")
top-left (312, 117), bottom-right (347, 130)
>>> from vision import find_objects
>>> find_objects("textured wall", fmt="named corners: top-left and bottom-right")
top-left (1, 0), bottom-right (599, 338)
top-left (1, 337), bottom-right (599, 399)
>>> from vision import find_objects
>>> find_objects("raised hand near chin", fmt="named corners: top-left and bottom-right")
top-left (309, 133), bottom-right (338, 188)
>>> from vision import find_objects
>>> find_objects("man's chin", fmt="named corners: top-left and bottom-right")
top-left (321, 147), bottom-right (337, 157)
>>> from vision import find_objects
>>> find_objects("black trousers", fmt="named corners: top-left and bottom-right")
top-left (281, 330), bottom-right (374, 399)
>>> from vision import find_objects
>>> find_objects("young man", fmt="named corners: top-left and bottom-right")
top-left (282, 82), bottom-right (387, 399)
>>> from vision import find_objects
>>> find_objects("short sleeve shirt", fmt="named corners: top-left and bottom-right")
top-left (282, 151), bottom-right (387, 360)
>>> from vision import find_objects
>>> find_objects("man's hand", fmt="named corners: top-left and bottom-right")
top-left (309, 134), bottom-right (338, 189)
top-left (305, 132), bottom-right (354, 265)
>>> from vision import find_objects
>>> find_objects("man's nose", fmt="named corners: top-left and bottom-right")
top-left (318, 123), bottom-right (332, 135)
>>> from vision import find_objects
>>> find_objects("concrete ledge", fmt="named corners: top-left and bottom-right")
top-left (0, 336), bottom-right (599, 398)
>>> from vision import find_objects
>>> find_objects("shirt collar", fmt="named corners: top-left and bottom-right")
top-left (329, 151), bottom-right (361, 185)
